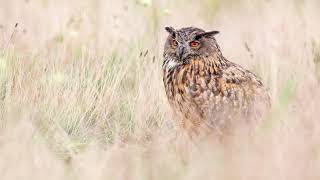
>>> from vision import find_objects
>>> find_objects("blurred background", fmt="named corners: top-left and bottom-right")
top-left (1, 0), bottom-right (320, 179)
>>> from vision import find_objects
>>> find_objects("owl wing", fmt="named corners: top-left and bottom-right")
top-left (220, 62), bottom-right (270, 104)
top-left (195, 62), bottom-right (270, 130)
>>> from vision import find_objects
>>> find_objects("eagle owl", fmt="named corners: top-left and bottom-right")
top-left (163, 27), bottom-right (270, 137)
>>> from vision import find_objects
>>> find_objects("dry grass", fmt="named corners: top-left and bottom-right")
top-left (1, 0), bottom-right (320, 179)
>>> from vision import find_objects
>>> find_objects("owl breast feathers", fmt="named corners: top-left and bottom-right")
top-left (162, 27), bottom-right (270, 136)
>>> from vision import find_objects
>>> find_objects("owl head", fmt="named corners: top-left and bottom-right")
top-left (163, 26), bottom-right (220, 64)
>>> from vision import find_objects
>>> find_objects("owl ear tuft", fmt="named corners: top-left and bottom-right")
top-left (195, 31), bottom-right (219, 39)
top-left (165, 26), bottom-right (176, 37)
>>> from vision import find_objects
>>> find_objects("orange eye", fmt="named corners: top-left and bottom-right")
top-left (172, 39), bottom-right (178, 47)
top-left (190, 41), bottom-right (200, 47)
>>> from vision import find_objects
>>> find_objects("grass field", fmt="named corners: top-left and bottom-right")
top-left (1, 0), bottom-right (320, 179)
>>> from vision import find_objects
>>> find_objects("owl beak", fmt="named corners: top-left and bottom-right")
top-left (178, 46), bottom-right (185, 59)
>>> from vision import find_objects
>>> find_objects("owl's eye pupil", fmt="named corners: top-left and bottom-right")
top-left (190, 41), bottom-right (200, 47)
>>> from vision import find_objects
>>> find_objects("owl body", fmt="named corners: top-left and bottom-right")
top-left (163, 27), bottom-right (269, 136)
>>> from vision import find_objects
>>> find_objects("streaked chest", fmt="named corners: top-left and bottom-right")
top-left (163, 59), bottom-right (218, 104)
